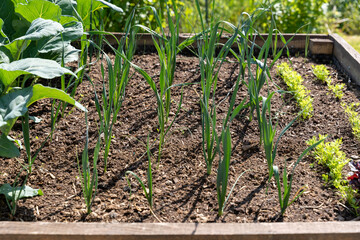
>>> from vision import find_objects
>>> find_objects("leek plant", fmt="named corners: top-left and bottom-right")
top-left (194, 8), bottom-right (249, 213)
top-left (77, 113), bottom-right (101, 215)
top-left (243, 8), bottom-right (299, 145)
top-left (273, 138), bottom-right (324, 215)
top-left (257, 92), bottom-right (306, 184)
top-left (136, 0), bottom-right (181, 123)
top-left (215, 125), bottom-right (248, 216)
top-left (88, 10), bottom-right (136, 172)
top-left (214, 66), bottom-right (248, 215)
top-left (133, 0), bottom-right (186, 161)
top-left (255, 92), bottom-right (324, 215)
top-left (119, 3), bottom-right (192, 163)
top-left (195, 0), bottom-right (240, 175)
top-left (126, 135), bottom-right (154, 208)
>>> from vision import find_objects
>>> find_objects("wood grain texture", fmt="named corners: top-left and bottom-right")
top-left (105, 33), bottom-right (329, 50)
top-left (1, 222), bottom-right (360, 240)
top-left (309, 39), bottom-right (334, 55)
top-left (330, 33), bottom-right (360, 85)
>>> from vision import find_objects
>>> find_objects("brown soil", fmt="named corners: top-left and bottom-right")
top-left (1, 53), bottom-right (359, 223)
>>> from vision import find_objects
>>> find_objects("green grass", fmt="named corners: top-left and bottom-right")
top-left (340, 34), bottom-right (360, 53)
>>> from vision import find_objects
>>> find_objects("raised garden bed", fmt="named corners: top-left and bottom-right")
top-left (1, 34), bottom-right (360, 239)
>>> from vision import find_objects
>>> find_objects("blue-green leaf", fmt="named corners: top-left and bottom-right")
top-left (29, 84), bottom-right (87, 112)
top-left (0, 18), bottom-right (9, 45)
top-left (0, 84), bottom-right (86, 135)
top-left (0, 58), bottom-right (76, 88)
top-left (16, 18), bottom-right (63, 41)
top-left (0, 134), bottom-right (20, 158)
top-left (95, 0), bottom-right (123, 13)
top-left (0, 184), bottom-right (43, 201)
top-left (0, 38), bottom-right (29, 62)
top-left (15, 0), bottom-right (62, 23)
top-left (0, 0), bottom-right (16, 40)
top-left (52, 0), bottom-right (77, 16)
top-left (76, 0), bottom-right (106, 30)
top-left (0, 87), bottom-right (32, 128)
top-left (37, 21), bottom-right (83, 53)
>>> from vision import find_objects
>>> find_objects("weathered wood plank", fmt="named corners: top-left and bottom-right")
top-left (105, 33), bottom-right (329, 50)
top-left (330, 33), bottom-right (360, 85)
top-left (0, 222), bottom-right (359, 240)
top-left (309, 38), bottom-right (334, 55)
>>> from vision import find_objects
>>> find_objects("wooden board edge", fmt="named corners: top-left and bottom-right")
top-left (330, 33), bottom-right (360, 85)
top-left (0, 221), bottom-right (359, 240)
top-left (105, 33), bottom-right (329, 49)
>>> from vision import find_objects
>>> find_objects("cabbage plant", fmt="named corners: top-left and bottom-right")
top-left (0, 2), bottom-right (88, 160)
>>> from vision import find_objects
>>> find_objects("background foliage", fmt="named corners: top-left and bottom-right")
top-left (103, 0), bottom-right (359, 35)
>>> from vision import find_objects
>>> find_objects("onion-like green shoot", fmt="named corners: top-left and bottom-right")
top-left (77, 113), bottom-right (101, 215)
top-left (273, 137), bottom-right (324, 215)
top-left (88, 10), bottom-right (136, 172)
top-left (126, 135), bottom-right (154, 209)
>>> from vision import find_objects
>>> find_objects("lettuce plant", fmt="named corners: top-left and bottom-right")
top-left (312, 64), bottom-right (344, 99)
top-left (307, 135), bottom-right (359, 215)
top-left (343, 103), bottom-right (360, 141)
top-left (277, 62), bottom-right (313, 119)
top-left (312, 64), bottom-right (331, 84)
top-left (307, 135), bottom-right (349, 188)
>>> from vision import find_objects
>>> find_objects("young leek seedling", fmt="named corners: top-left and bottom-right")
top-left (77, 113), bottom-right (101, 215)
top-left (87, 10), bottom-right (136, 172)
top-left (257, 90), bottom-right (313, 186)
top-left (273, 138), bottom-right (324, 215)
top-left (216, 126), bottom-right (248, 216)
top-left (126, 135), bottom-right (154, 208)
top-left (133, 0), bottom-right (183, 162)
